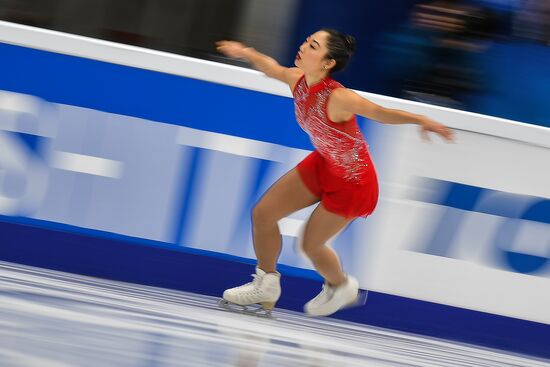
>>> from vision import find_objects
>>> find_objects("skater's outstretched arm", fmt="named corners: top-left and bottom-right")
top-left (328, 88), bottom-right (455, 142)
top-left (216, 40), bottom-right (302, 88)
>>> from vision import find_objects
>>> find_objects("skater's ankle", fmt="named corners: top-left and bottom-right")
top-left (327, 276), bottom-right (347, 288)
top-left (257, 266), bottom-right (277, 274)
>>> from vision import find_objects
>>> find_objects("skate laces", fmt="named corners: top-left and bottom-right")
top-left (234, 274), bottom-right (261, 292)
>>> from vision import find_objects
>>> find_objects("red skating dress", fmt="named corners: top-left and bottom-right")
top-left (293, 75), bottom-right (379, 218)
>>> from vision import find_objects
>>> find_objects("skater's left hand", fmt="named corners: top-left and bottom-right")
top-left (419, 117), bottom-right (455, 142)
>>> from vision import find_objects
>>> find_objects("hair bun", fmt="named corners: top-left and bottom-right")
top-left (344, 35), bottom-right (356, 53)
top-left (320, 28), bottom-right (356, 73)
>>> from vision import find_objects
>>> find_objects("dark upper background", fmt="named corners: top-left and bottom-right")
top-left (1, 0), bottom-right (548, 127)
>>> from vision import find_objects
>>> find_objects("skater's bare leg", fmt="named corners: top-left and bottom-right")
top-left (301, 204), bottom-right (354, 286)
top-left (253, 168), bottom-right (319, 273)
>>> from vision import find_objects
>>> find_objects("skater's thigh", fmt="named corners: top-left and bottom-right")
top-left (255, 168), bottom-right (319, 221)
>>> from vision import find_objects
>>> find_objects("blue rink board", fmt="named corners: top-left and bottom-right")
top-left (1, 218), bottom-right (549, 360)
top-left (0, 42), bottom-right (312, 151)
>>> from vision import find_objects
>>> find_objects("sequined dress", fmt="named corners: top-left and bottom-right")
top-left (293, 75), bottom-right (379, 218)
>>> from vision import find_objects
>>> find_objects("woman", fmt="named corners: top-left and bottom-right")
top-left (216, 29), bottom-right (454, 317)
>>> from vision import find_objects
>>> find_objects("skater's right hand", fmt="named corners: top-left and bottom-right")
top-left (216, 40), bottom-right (250, 59)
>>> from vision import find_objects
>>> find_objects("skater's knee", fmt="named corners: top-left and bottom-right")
top-left (252, 202), bottom-right (280, 227)
top-left (301, 240), bottom-right (324, 259)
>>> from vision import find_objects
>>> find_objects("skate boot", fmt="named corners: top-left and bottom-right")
top-left (304, 275), bottom-right (360, 316)
top-left (218, 267), bottom-right (281, 318)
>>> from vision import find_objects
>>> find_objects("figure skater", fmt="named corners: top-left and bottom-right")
top-left (216, 28), bottom-right (454, 316)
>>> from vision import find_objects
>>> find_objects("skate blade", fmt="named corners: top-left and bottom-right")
top-left (217, 299), bottom-right (275, 319)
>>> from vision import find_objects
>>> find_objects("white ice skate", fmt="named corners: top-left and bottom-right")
top-left (304, 275), bottom-right (364, 316)
top-left (218, 267), bottom-right (281, 318)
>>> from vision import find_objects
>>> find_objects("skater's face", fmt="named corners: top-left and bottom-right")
top-left (294, 30), bottom-right (335, 75)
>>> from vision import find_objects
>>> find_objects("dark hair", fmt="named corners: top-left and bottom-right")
top-left (321, 28), bottom-right (356, 73)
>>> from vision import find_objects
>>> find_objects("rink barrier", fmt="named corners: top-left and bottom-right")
top-left (1, 21), bottom-right (550, 359)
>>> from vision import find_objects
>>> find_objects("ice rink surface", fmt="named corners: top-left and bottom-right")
top-left (1, 261), bottom-right (548, 367)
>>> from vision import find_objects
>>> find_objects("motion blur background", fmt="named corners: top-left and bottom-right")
top-left (1, 1), bottom-right (550, 365)
top-left (1, 0), bottom-right (549, 126)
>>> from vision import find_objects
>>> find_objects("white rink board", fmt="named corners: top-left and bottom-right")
top-left (365, 123), bottom-right (550, 324)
